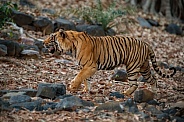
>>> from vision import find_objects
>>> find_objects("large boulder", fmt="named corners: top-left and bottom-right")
top-left (0, 44), bottom-right (7, 56)
top-left (76, 24), bottom-right (105, 36)
top-left (33, 16), bottom-right (54, 34)
top-left (11, 10), bottom-right (34, 26)
top-left (36, 83), bottom-right (66, 99)
top-left (0, 40), bottom-right (23, 56)
top-left (55, 18), bottom-right (76, 31)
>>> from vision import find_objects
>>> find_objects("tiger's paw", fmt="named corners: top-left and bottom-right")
top-left (123, 85), bottom-right (138, 96)
top-left (68, 80), bottom-right (81, 92)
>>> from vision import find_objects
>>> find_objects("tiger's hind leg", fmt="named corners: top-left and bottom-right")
top-left (124, 68), bottom-right (140, 96)
top-left (140, 60), bottom-right (157, 93)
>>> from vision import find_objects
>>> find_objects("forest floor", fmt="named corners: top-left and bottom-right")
top-left (0, 0), bottom-right (184, 122)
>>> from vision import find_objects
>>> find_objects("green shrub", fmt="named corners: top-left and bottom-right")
top-left (74, 0), bottom-right (123, 31)
top-left (0, 1), bottom-right (18, 28)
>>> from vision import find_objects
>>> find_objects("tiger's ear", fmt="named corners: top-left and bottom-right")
top-left (59, 29), bottom-right (66, 38)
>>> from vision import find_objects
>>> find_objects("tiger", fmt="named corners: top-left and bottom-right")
top-left (43, 29), bottom-right (176, 96)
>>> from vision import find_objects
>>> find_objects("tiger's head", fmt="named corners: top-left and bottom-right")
top-left (43, 29), bottom-right (73, 53)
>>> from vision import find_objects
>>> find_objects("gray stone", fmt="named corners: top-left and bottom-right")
top-left (95, 101), bottom-right (124, 113)
top-left (111, 69), bottom-right (127, 82)
top-left (123, 98), bottom-right (139, 113)
top-left (0, 44), bottom-right (7, 56)
top-left (33, 16), bottom-right (54, 35)
top-left (162, 108), bottom-right (178, 116)
top-left (146, 19), bottom-right (159, 26)
top-left (56, 96), bottom-right (94, 111)
top-left (10, 101), bottom-right (42, 111)
top-left (36, 83), bottom-right (66, 99)
top-left (34, 40), bottom-right (44, 52)
top-left (55, 18), bottom-right (76, 31)
top-left (76, 24), bottom-right (105, 36)
top-left (19, 0), bottom-right (35, 8)
top-left (165, 23), bottom-right (182, 35)
top-left (19, 89), bottom-right (37, 97)
top-left (21, 49), bottom-right (40, 59)
top-left (109, 92), bottom-right (124, 99)
top-left (145, 105), bottom-right (163, 115)
top-left (42, 102), bottom-right (57, 110)
top-left (137, 17), bottom-right (152, 28)
top-left (105, 28), bottom-right (116, 36)
top-left (11, 10), bottom-right (34, 26)
top-left (0, 40), bottom-right (23, 56)
top-left (33, 16), bottom-right (51, 28)
top-left (171, 116), bottom-right (184, 122)
top-left (2, 92), bottom-right (26, 99)
top-left (9, 95), bottom-right (31, 104)
top-left (156, 113), bottom-right (170, 120)
top-left (22, 44), bottom-right (39, 52)
top-left (0, 90), bottom-right (9, 97)
top-left (42, 8), bottom-right (56, 15)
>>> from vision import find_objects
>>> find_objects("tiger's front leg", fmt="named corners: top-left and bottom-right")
top-left (69, 65), bottom-right (97, 92)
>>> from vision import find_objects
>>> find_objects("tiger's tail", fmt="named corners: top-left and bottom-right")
top-left (149, 47), bottom-right (176, 78)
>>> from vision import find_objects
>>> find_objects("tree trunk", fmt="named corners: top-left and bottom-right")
top-left (165, 0), bottom-right (172, 19)
top-left (142, 0), bottom-right (152, 13)
top-left (150, 0), bottom-right (157, 14)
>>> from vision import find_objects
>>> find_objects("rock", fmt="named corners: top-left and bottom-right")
top-left (109, 92), bottom-right (124, 99)
top-left (0, 90), bottom-right (9, 97)
top-left (33, 16), bottom-right (54, 34)
top-left (10, 101), bottom-right (42, 111)
top-left (57, 94), bottom-right (73, 99)
top-left (111, 69), bottom-right (127, 82)
top-left (147, 100), bottom-right (159, 105)
top-left (41, 8), bottom-right (56, 15)
top-left (0, 98), bottom-right (11, 110)
top-left (22, 44), bottom-right (39, 52)
top-left (139, 112), bottom-right (150, 120)
top-left (0, 44), bottom-right (7, 56)
top-left (165, 23), bottom-right (183, 35)
top-left (162, 108), bottom-right (178, 116)
top-left (55, 18), bottom-right (76, 31)
top-left (9, 95), bottom-right (31, 104)
top-left (124, 99), bottom-right (139, 113)
top-left (19, 0), bottom-right (35, 8)
top-left (95, 101), bottom-right (124, 113)
top-left (34, 40), bottom-right (44, 52)
top-left (11, 10), bottom-right (34, 26)
top-left (146, 19), bottom-right (159, 26)
top-left (36, 83), bottom-right (66, 99)
top-left (76, 24), bottom-right (105, 36)
top-left (42, 102), bottom-right (57, 110)
top-left (105, 28), bottom-right (116, 36)
top-left (156, 113), bottom-right (170, 120)
top-left (56, 96), bottom-right (94, 111)
top-left (33, 16), bottom-right (52, 28)
top-left (171, 116), bottom-right (184, 122)
top-left (134, 89), bottom-right (155, 103)
top-left (19, 89), bottom-right (37, 97)
top-left (21, 49), bottom-right (40, 59)
top-left (0, 40), bottom-right (23, 56)
top-left (2, 92), bottom-right (26, 100)
top-left (145, 105), bottom-right (163, 115)
top-left (137, 17), bottom-right (152, 28)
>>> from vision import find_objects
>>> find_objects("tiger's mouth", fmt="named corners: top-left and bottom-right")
top-left (43, 43), bottom-right (56, 54)
top-left (48, 46), bottom-right (55, 54)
